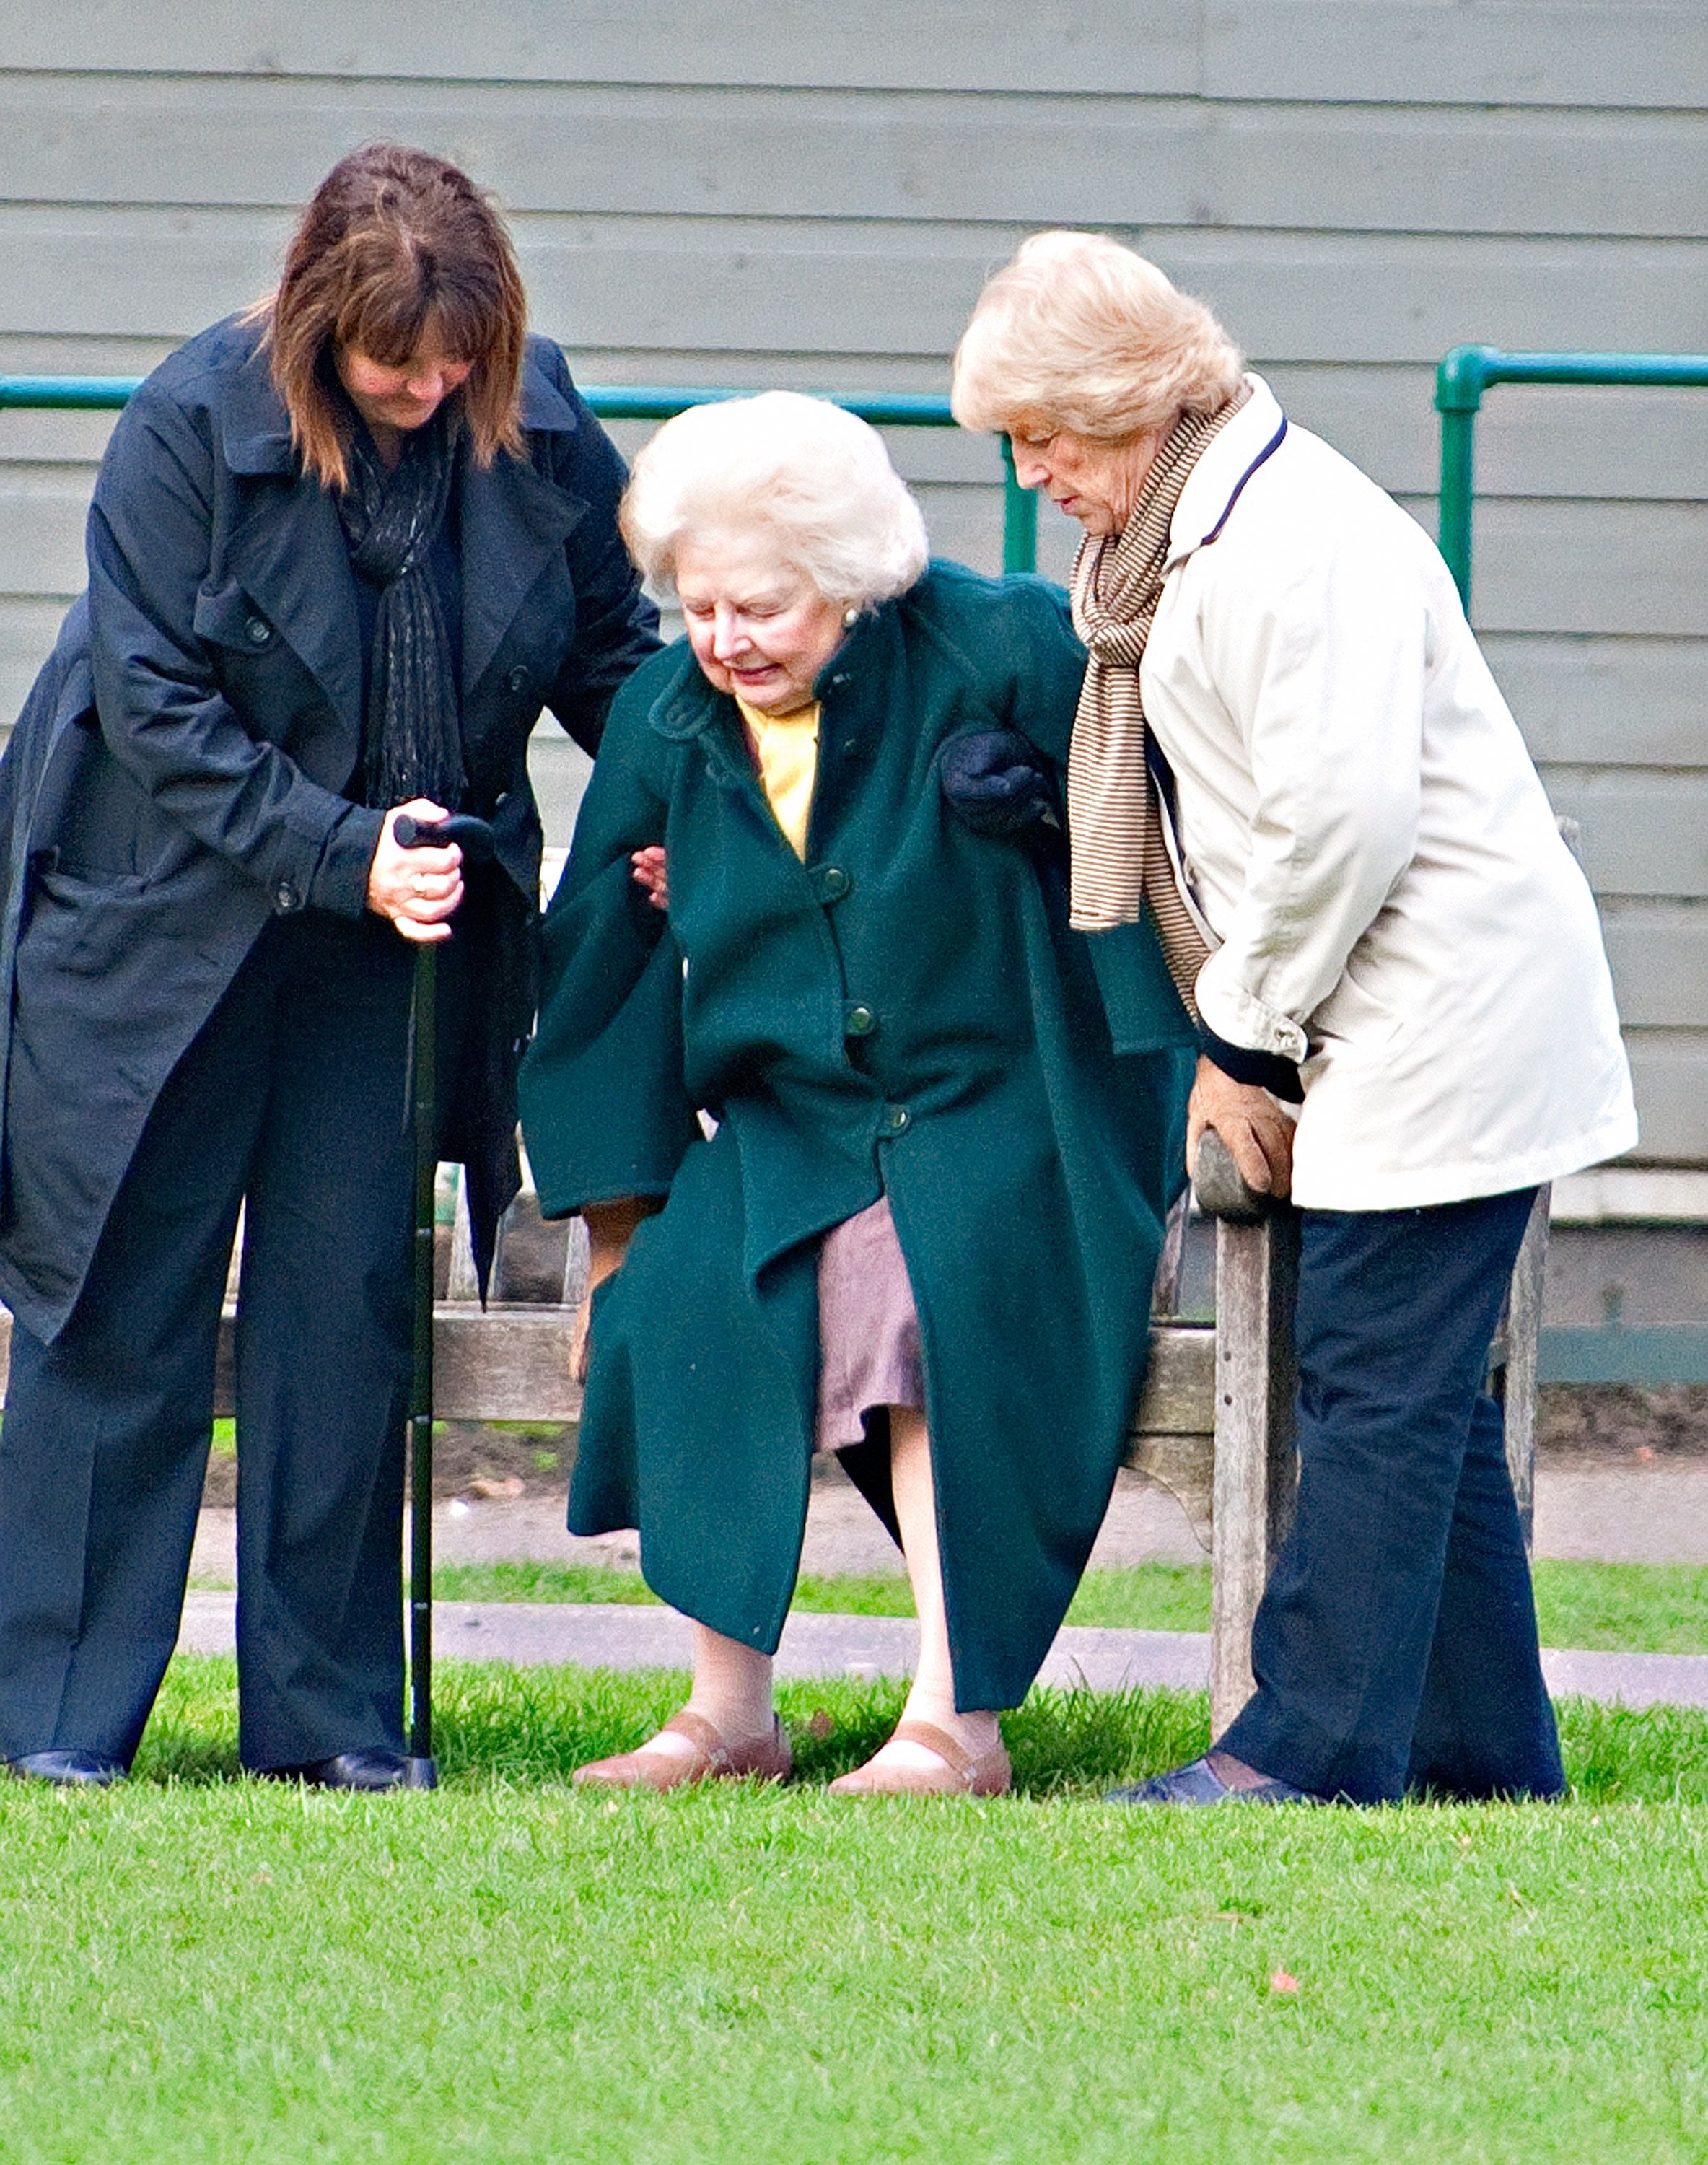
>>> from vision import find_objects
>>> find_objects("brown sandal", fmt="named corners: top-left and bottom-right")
top-left (572, 1709), bottom-right (792, 1792)
top-left (826, 1719), bottom-right (1011, 1798)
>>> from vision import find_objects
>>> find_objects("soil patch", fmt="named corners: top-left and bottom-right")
top-left (1538, 1386), bottom-right (1708, 1461)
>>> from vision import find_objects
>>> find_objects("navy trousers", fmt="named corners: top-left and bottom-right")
top-left (0, 911), bottom-right (425, 1772)
top-left (1217, 1186), bottom-right (1564, 1806)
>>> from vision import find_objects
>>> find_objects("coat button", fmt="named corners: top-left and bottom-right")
top-left (507, 666), bottom-right (530, 694)
top-left (844, 1002), bottom-right (876, 1038)
top-left (880, 1103), bottom-right (910, 1135)
top-left (274, 881), bottom-right (299, 911)
top-left (245, 616), bottom-right (272, 647)
top-left (813, 865), bottom-right (851, 902)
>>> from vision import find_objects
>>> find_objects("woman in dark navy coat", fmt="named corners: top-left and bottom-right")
top-left (0, 146), bottom-right (657, 1788)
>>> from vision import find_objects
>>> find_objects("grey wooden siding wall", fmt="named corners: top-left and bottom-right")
top-left (1, 2), bottom-right (1704, 1160)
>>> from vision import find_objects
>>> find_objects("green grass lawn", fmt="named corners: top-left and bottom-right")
top-left (2, 1658), bottom-right (1707, 2164)
top-left (428, 1558), bottom-right (1708, 1655)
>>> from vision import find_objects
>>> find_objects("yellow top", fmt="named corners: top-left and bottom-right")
top-left (737, 696), bottom-right (821, 860)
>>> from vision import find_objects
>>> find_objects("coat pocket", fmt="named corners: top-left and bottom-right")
top-left (27, 865), bottom-right (157, 976)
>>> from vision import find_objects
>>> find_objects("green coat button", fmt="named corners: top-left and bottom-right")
top-left (844, 1002), bottom-right (876, 1037)
top-left (813, 865), bottom-right (851, 902)
top-left (880, 1103), bottom-right (910, 1134)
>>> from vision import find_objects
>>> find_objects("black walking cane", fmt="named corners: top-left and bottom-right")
top-left (393, 810), bottom-right (497, 1790)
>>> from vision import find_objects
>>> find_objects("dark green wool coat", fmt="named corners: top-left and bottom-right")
top-left (520, 562), bottom-right (1194, 1710)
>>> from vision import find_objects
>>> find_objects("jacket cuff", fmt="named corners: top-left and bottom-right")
top-left (305, 804), bottom-right (386, 919)
top-left (1194, 954), bottom-right (1310, 1064)
top-left (1196, 1024), bottom-right (1305, 1104)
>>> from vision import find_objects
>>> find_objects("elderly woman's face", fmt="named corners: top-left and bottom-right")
top-left (1009, 425), bottom-right (1163, 538)
top-left (675, 532), bottom-right (847, 715)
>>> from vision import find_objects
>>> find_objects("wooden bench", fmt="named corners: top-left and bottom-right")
top-left (0, 1165), bottom-right (1547, 1731)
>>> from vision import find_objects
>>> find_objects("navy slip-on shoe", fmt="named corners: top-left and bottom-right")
top-left (260, 1749), bottom-right (413, 1793)
top-left (1105, 1754), bottom-right (1326, 1807)
top-left (4, 1750), bottom-right (128, 1788)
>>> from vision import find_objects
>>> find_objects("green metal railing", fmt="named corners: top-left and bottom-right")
top-left (1435, 344), bottom-right (1708, 611)
top-left (0, 375), bottom-right (1041, 575)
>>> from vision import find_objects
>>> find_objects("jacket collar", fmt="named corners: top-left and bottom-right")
top-left (216, 321), bottom-right (297, 476)
top-left (1165, 374), bottom-right (1289, 569)
top-left (216, 321), bottom-right (584, 475)
top-left (216, 327), bottom-right (590, 721)
top-left (645, 606), bottom-right (879, 748)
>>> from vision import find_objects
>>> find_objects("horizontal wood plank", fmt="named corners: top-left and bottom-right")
top-left (0, 1305), bottom-right (1220, 1438)
top-left (3, 208), bottom-right (1705, 368)
top-left (1, 77), bottom-right (1704, 239)
top-left (1540, 771), bottom-right (1708, 899)
top-left (1602, 909), bottom-right (1708, 1031)
top-left (0, 4), bottom-right (1202, 94)
top-left (6, 4), bottom-right (1701, 108)
top-left (1445, 500), bottom-right (1708, 639)
top-left (1204, 3), bottom-right (1708, 110)
top-left (1485, 637), bottom-right (1708, 769)
top-left (1622, 1035), bottom-right (1708, 1164)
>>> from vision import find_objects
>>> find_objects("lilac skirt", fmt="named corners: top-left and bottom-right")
top-left (815, 1194), bottom-right (924, 1451)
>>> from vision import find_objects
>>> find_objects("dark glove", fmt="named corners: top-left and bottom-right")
top-left (940, 729), bottom-right (1061, 840)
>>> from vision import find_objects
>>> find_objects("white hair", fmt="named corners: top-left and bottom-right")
top-left (619, 391), bottom-right (929, 608)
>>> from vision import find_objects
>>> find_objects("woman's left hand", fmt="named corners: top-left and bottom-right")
top-left (367, 799), bottom-right (465, 942)
top-left (1187, 1055), bottom-right (1295, 1199)
top-left (631, 845), bottom-right (670, 911)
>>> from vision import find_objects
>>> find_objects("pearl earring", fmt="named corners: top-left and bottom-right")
top-left (842, 605), bottom-right (859, 627)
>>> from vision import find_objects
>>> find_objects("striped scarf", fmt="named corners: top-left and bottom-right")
top-left (1067, 380), bottom-right (1251, 1010)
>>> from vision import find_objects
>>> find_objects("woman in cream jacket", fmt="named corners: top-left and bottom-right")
top-left (954, 231), bottom-right (1635, 1807)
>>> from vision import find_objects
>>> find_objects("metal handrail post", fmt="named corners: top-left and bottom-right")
top-left (1433, 344), bottom-right (1496, 609)
top-left (1435, 345), bottom-right (1708, 616)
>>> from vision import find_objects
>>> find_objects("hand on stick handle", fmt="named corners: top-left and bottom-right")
top-left (1187, 1055), bottom-right (1295, 1216)
top-left (368, 800), bottom-right (463, 943)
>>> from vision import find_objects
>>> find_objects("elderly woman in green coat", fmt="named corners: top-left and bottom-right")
top-left (519, 393), bottom-right (1191, 1795)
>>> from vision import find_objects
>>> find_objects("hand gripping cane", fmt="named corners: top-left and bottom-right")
top-left (393, 811), bottom-right (497, 1789)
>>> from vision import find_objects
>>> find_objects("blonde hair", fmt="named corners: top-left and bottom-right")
top-left (952, 230), bottom-right (1243, 443)
top-left (619, 392), bottom-right (929, 608)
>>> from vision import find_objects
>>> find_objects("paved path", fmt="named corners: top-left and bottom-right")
top-left (180, 1458), bottom-right (1708, 1713)
top-left (188, 1456), bottom-right (1708, 1588)
top-left (175, 1593), bottom-right (1708, 1711)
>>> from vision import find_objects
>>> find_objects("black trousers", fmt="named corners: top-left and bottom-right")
top-left (1217, 1186), bottom-right (1565, 1806)
top-left (0, 911), bottom-right (424, 1771)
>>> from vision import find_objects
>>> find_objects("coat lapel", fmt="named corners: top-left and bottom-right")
top-left (457, 357), bottom-right (587, 698)
top-left (217, 349), bottom-right (364, 735)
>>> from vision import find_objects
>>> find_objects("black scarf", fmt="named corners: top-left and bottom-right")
top-left (337, 413), bottom-right (465, 811)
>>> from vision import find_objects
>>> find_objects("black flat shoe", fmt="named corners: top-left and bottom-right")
top-left (1105, 1754), bottom-right (1326, 1807)
top-left (265, 1749), bottom-right (415, 1793)
top-left (4, 1750), bottom-right (127, 1788)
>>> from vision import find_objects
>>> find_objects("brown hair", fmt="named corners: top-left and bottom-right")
top-left (254, 144), bottom-right (527, 491)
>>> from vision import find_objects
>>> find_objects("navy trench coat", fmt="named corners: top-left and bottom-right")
top-left (0, 315), bottom-right (657, 1341)
top-left (520, 564), bottom-right (1194, 1711)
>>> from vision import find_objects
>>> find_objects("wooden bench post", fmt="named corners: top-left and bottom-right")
top-left (1207, 1205), bottom-right (1300, 1732)
top-left (1189, 1139), bottom-right (1550, 1735)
